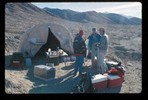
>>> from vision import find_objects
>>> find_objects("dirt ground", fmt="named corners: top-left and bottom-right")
top-left (5, 54), bottom-right (142, 94)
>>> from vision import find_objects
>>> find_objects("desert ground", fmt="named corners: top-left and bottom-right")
top-left (5, 24), bottom-right (142, 93)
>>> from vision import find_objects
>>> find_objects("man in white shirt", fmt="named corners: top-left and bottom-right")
top-left (98, 28), bottom-right (109, 74)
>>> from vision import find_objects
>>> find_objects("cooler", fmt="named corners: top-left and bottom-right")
top-left (107, 74), bottom-right (124, 88)
top-left (34, 65), bottom-right (56, 81)
top-left (11, 52), bottom-right (24, 68)
top-left (12, 61), bottom-right (22, 68)
top-left (91, 74), bottom-right (108, 89)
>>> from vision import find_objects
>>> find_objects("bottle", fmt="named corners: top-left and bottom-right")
top-left (56, 47), bottom-right (59, 56)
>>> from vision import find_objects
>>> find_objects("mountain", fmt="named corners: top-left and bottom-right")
top-left (70, 11), bottom-right (115, 23)
top-left (43, 8), bottom-right (141, 25)
top-left (104, 13), bottom-right (131, 25)
top-left (43, 7), bottom-right (79, 20)
top-left (43, 8), bottom-right (112, 23)
top-left (128, 17), bottom-right (142, 25)
top-left (5, 3), bottom-right (71, 34)
top-left (104, 13), bottom-right (142, 25)
top-left (5, 3), bottom-right (54, 16)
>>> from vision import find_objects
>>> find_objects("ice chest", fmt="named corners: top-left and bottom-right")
top-left (91, 74), bottom-right (108, 89)
top-left (12, 61), bottom-right (22, 68)
top-left (11, 52), bottom-right (24, 68)
top-left (34, 65), bottom-right (56, 81)
top-left (107, 74), bottom-right (124, 88)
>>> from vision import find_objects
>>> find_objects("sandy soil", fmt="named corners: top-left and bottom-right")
top-left (5, 54), bottom-right (142, 94)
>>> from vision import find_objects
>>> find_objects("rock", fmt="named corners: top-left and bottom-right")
top-left (127, 62), bottom-right (133, 66)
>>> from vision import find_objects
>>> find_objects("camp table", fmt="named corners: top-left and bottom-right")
top-left (46, 52), bottom-right (59, 66)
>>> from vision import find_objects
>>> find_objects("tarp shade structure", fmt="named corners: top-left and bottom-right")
top-left (35, 27), bottom-right (61, 57)
top-left (18, 23), bottom-right (74, 57)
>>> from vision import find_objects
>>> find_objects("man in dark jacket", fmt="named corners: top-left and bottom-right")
top-left (73, 30), bottom-right (86, 76)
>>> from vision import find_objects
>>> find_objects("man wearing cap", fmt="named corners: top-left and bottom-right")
top-left (88, 28), bottom-right (101, 75)
top-left (73, 30), bottom-right (86, 76)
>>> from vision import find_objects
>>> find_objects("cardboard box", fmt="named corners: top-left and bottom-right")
top-left (34, 65), bottom-right (55, 81)
top-left (107, 74), bottom-right (124, 88)
top-left (91, 74), bottom-right (108, 89)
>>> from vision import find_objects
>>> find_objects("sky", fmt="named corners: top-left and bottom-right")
top-left (32, 2), bottom-right (142, 19)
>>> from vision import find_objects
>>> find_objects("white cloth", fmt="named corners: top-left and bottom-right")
top-left (98, 50), bottom-right (108, 74)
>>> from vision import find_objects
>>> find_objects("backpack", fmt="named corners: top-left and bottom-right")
top-left (106, 61), bottom-right (126, 77)
top-left (72, 72), bottom-right (95, 93)
top-left (108, 67), bottom-right (120, 75)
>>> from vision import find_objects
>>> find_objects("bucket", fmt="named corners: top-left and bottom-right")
top-left (25, 58), bottom-right (32, 67)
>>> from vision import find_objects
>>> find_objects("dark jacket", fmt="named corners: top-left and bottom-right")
top-left (73, 34), bottom-right (86, 56)
top-left (88, 33), bottom-right (101, 50)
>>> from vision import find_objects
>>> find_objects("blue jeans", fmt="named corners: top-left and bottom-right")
top-left (75, 55), bottom-right (84, 74)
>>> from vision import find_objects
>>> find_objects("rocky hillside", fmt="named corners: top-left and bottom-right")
top-left (5, 3), bottom-right (142, 93)
top-left (43, 8), bottom-right (141, 25)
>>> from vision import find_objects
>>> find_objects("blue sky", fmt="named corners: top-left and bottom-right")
top-left (32, 2), bottom-right (142, 18)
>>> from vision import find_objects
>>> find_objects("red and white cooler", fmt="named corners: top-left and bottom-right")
top-left (91, 74), bottom-right (108, 89)
top-left (12, 61), bottom-right (22, 68)
top-left (107, 74), bottom-right (124, 88)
